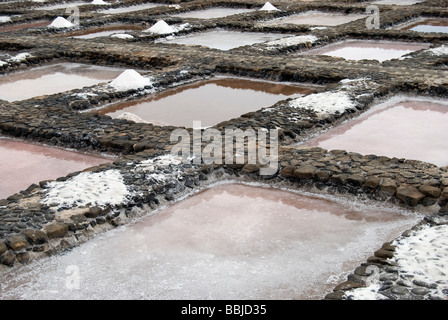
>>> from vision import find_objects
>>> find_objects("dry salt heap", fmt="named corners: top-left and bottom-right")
top-left (109, 69), bottom-right (153, 91)
top-left (48, 17), bottom-right (75, 29)
top-left (144, 20), bottom-right (176, 35)
top-left (260, 2), bottom-right (280, 12)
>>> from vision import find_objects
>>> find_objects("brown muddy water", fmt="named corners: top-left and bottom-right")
top-left (160, 29), bottom-right (288, 50)
top-left (303, 97), bottom-right (448, 167)
top-left (0, 183), bottom-right (420, 299)
top-left (96, 77), bottom-right (318, 127)
top-left (0, 62), bottom-right (126, 102)
top-left (301, 40), bottom-right (430, 62)
top-left (0, 137), bottom-right (113, 199)
top-left (0, 21), bottom-right (50, 33)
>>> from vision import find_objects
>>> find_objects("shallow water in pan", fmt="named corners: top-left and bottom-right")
top-left (301, 40), bottom-right (430, 62)
top-left (303, 97), bottom-right (448, 167)
top-left (0, 137), bottom-right (112, 199)
top-left (97, 77), bottom-right (317, 127)
top-left (0, 63), bottom-right (126, 102)
top-left (0, 183), bottom-right (420, 300)
top-left (161, 29), bottom-right (287, 50)
top-left (170, 7), bottom-right (255, 19)
top-left (258, 11), bottom-right (367, 27)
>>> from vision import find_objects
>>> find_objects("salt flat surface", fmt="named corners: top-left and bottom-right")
top-left (73, 29), bottom-right (132, 39)
top-left (0, 183), bottom-right (419, 300)
top-left (35, 2), bottom-right (89, 11)
top-left (304, 96), bottom-right (448, 167)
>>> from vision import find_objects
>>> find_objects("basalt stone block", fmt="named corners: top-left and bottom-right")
top-left (21, 229), bottom-right (48, 245)
top-left (44, 223), bottom-right (68, 239)
top-left (16, 251), bottom-right (30, 264)
top-left (347, 174), bottom-right (366, 187)
top-left (5, 234), bottom-right (29, 251)
top-left (315, 169), bottom-right (330, 182)
top-left (380, 178), bottom-right (397, 195)
top-left (0, 250), bottom-right (15, 267)
top-left (0, 240), bottom-right (7, 256)
top-left (364, 176), bottom-right (381, 189)
top-left (442, 187), bottom-right (448, 198)
top-left (418, 185), bottom-right (441, 198)
top-left (279, 166), bottom-right (296, 178)
top-left (293, 165), bottom-right (317, 180)
top-left (396, 186), bottom-right (426, 206)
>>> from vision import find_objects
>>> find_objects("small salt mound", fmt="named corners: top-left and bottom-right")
top-left (91, 0), bottom-right (109, 5)
top-left (48, 16), bottom-right (75, 29)
top-left (10, 52), bottom-right (31, 62)
top-left (259, 2), bottom-right (280, 11)
top-left (428, 45), bottom-right (448, 56)
top-left (144, 20), bottom-right (175, 35)
top-left (0, 16), bottom-right (11, 24)
top-left (266, 35), bottom-right (318, 48)
top-left (288, 91), bottom-right (355, 114)
top-left (109, 69), bottom-right (152, 91)
top-left (0, 60), bottom-right (6, 67)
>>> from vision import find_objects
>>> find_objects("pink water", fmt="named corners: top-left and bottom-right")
top-left (0, 63), bottom-right (126, 102)
top-left (99, 77), bottom-right (317, 127)
top-left (0, 183), bottom-right (419, 300)
top-left (259, 11), bottom-right (366, 26)
top-left (0, 138), bottom-right (112, 199)
top-left (302, 40), bottom-right (430, 62)
top-left (305, 98), bottom-right (448, 167)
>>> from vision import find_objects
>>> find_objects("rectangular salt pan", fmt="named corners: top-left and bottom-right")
top-left (98, 3), bottom-right (164, 14)
top-left (171, 7), bottom-right (255, 19)
top-left (161, 29), bottom-right (287, 51)
top-left (0, 137), bottom-right (112, 199)
top-left (301, 40), bottom-right (430, 62)
top-left (97, 77), bottom-right (317, 127)
top-left (303, 97), bottom-right (448, 167)
top-left (258, 11), bottom-right (367, 27)
top-left (0, 184), bottom-right (420, 300)
top-left (0, 63), bottom-right (126, 102)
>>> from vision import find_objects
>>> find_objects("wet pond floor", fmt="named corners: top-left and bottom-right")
top-left (258, 11), bottom-right (367, 27)
top-left (0, 62), bottom-right (126, 102)
top-left (170, 7), bottom-right (255, 19)
top-left (396, 18), bottom-right (448, 34)
top-left (0, 137), bottom-right (113, 199)
top-left (160, 29), bottom-right (288, 50)
top-left (303, 97), bottom-right (448, 167)
top-left (301, 40), bottom-right (430, 62)
top-left (0, 183), bottom-right (420, 300)
top-left (98, 3), bottom-right (165, 14)
top-left (96, 77), bottom-right (318, 127)
top-left (371, 0), bottom-right (425, 5)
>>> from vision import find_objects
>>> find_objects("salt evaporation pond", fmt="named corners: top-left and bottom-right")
top-left (161, 29), bottom-right (287, 51)
top-left (301, 40), bottom-right (430, 62)
top-left (71, 28), bottom-right (138, 39)
top-left (304, 97), bottom-right (448, 167)
top-left (0, 63), bottom-right (126, 102)
top-left (397, 18), bottom-right (448, 34)
top-left (171, 7), bottom-right (255, 19)
top-left (0, 21), bottom-right (50, 33)
top-left (371, 0), bottom-right (425, 5)
top-left (98, 3), bottom-right (165, 14)
top-left (0, 137), bottom-right (112, 199)
top-left (0, 183), bottom-right (420, 300)
top-left (34, 2), bottom-right (91, 10)
top-left (98, 77), bottom-right (317, 127)
top-left (258, 11), bottom-right (366, 27)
